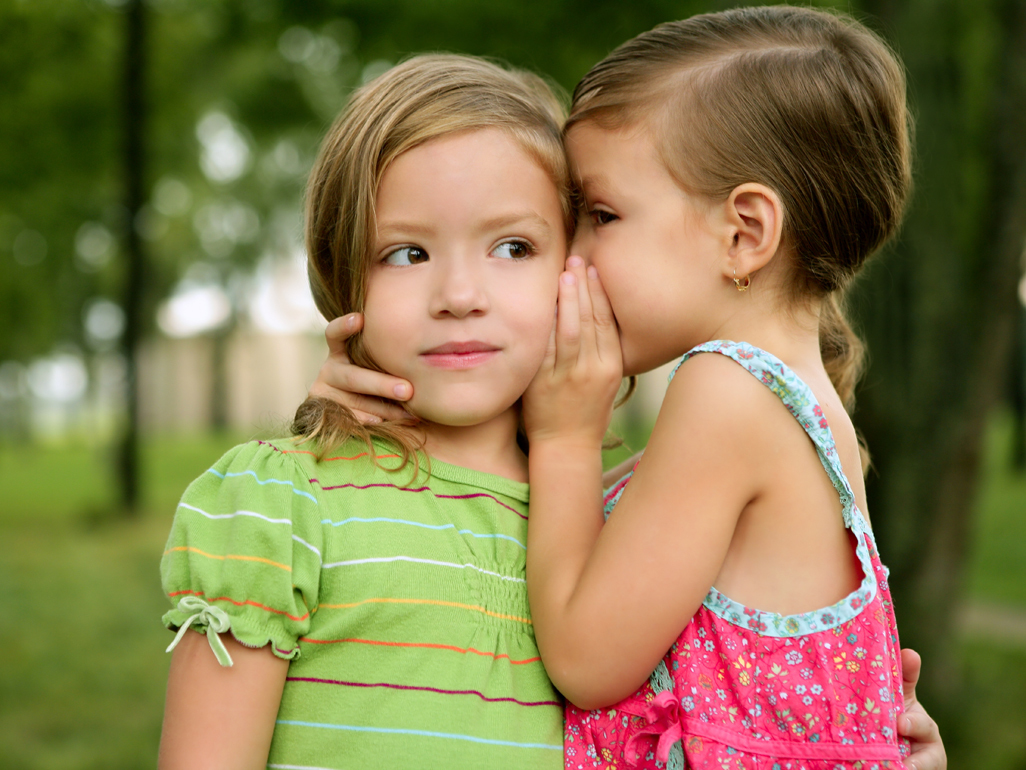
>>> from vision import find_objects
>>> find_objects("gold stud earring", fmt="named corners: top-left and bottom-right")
top-left (733, 267), bottom-right (751, 292)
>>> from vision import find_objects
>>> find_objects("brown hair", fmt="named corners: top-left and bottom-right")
top-left (292, 54), bottom-right (571, 465)
top-left (567, 5), bottom-right (912, 411)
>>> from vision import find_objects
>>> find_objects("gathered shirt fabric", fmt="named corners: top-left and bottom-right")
top-left (161, 437), bottom-right (563, 770)
top-left (564, 341), bottom-right (911, 770)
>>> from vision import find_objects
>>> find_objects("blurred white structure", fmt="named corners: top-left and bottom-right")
top-left (142, 250), bottom-right (327, 433)
top-left (138, 329), bottom-right (326, 434)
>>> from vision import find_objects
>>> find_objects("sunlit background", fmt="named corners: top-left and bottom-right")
top-left (1, 0), bottom-right (1025, 767)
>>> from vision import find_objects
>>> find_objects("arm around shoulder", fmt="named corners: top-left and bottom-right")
top-left (159, 631), bottom-right (289, 770)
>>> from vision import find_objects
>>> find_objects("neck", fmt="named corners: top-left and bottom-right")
top-left (709, 284), bottom-right (824, 375)
top-left (419, 408), bottom-right (528, 483)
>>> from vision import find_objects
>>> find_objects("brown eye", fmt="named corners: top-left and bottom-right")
top-left (493, 240), bottom-right (533, 260)
top-left (383, 246), bottom-right (428, 266)
top-left (590, 209), bottom-right (618, 226)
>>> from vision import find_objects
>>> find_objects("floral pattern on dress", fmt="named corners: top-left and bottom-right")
top-left (565, 342), bottom-right (910, 770)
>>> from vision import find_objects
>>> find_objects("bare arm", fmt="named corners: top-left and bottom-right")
top-left (159, 631), bottom-right (289, 770)
top-left (526, 261), bottom-right (748, 708)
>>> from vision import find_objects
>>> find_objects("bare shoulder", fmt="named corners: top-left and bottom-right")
top-left (660, 351), bottom-right (787, 444)
top-left (643, 351), bottom-right (785, 493)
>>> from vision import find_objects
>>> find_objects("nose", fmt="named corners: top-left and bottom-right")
top-left (429, 254), bottom-right (489, 319)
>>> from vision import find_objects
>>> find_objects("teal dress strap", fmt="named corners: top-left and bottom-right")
top-left (670, 340), bottom-right (860, 532)
top-left (653, 339), bottom-right (879, 638)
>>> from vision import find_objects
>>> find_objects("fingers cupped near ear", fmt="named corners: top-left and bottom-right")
top-left (556, 271), bottom-right (582, 368)
top-left (566, 257), bottom-right (595, 330)
top-left (586, 266), bottom-right (615, 327)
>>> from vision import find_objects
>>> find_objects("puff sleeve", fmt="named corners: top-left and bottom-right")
top-left (160, 440), bottom-right (324, 665)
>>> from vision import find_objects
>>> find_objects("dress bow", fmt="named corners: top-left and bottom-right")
top-left (165, 596), bottom-right (234, 667)
top-left (624, 690), bottom-right (684, 767)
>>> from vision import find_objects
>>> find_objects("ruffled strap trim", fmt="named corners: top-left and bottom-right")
top-left (165, 596), bottom-right (234, 667)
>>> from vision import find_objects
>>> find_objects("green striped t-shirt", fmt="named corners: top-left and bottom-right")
top-left (161, 438), bottom-right (563, 770)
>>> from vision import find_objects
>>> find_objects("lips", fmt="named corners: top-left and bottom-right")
top-left (420, 340), bottom-right (500, 369)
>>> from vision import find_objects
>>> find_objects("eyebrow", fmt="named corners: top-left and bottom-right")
top-left (377, 211), bottom-right (553, 238)
top-left (376, 221), bottom-right (435, 238)
top-left (476, 211), bottom-right (552, 235)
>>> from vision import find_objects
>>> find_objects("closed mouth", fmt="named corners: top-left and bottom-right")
top-left (420, 341), bottom-right (500, 369)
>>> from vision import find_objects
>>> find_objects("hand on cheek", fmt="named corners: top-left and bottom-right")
top-left (523, 257), bottom-right (622, 448)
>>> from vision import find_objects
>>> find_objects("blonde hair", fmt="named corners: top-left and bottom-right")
top-left (567, 5), bottom-right (912, 412)
top-left (292, 54), bottom-right (571, 465)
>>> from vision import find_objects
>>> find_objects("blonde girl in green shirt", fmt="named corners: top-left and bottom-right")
top-left (159, 54), bottom-right (574, 770)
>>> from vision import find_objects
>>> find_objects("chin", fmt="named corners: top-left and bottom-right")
top-left (405, 395), bottom-right (511, 428)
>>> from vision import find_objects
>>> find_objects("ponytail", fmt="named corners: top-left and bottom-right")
top-left (819, 291), bottom-right (864, 413)
top-left (819, 291), bottom-right (871, 474)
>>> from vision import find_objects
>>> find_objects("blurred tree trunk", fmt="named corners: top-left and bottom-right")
top-left (116, 0), bottom-right (147, 516)
top-left (855, 0), bottom-right (1026, 718)
top-left (210, 322), bottom-right (231, 434)
top-left (1011, 308), bottom-right (1025, 471)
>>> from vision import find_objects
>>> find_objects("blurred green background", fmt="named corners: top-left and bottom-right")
top-left (1, 0), bottom-right (1025, 767)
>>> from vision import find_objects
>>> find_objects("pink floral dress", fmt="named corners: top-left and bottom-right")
top-left (564, 341), bottom-right (910, 770)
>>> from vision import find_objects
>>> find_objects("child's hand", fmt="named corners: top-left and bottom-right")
top-left (309, 313), bottom-right (416, 425)
top-left (899, 648), bottom-right (946, 770)
top-left (524, 257), bottom-right (622, 448)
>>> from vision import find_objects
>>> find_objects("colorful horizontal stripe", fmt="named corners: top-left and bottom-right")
top-left (312, 479), bottom-right (527, 520)
top-left (167, 589), bottom-right (309, 622)
top-left (320, 515), bottom-right (527, 549)
top-left (297, 636), bottom-right (542, 665)
top-left (321, 555), bottom-right (525, 583)
top-left (258, 439), bottom-right (399, 463)
top-left (275, 719), bottom-right (562, 751)
top-left (317, 596), bottom-right (532, 625)
top-left (287, 676), bottom-right (560, 707)
top-left (206, 467), bottom-right (318, 503)
top-left (164, 545), bottom-right (292, 572)
top-left (176, 503), bottom-right (323, 560)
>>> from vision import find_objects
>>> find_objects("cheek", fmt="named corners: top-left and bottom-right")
top-left (509, 282), bottom-right (558, 363)
top-left (361, 283), bottom-right (413, 372)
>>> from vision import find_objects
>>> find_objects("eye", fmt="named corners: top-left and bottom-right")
top-left (491, 240), bottom-right (535, 260)
top-left (590, 209), bottom-right (618, 226)
top-left (382, 246), bottom-right (428, 266)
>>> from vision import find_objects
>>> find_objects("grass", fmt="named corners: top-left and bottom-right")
top-left (965, 414), bottom-right (1026, 606)
top-left (0, 433), bottom-right (244, 770)
top-left (0, 416), bottom-right (1023, 769)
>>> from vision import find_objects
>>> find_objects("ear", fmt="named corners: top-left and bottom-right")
top-left (724, 183), bottom-right (783, 283)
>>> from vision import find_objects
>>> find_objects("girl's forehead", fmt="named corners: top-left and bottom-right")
top-left (566, 122), bottom-right (662, 180)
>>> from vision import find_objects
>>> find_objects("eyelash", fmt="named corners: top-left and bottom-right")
top-left (380, 239), bottom-right (536, 266)
top-left (590, 209), bottom-right (618, 226)
top-left (492, 239), bottom-right (536, 260)
top-left (381, 246), bottom-right (428, 266)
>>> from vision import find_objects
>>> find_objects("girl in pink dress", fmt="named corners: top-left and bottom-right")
top-left (521, 6), bottom-right (915, 769)
top-left (306, 7), bottom-right (947, 768)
